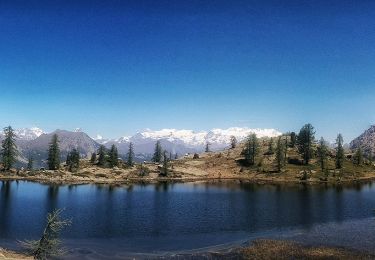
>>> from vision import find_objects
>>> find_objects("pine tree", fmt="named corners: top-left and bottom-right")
top-left (67, 149), bottom-right (80, 172)
top-left (90, 152), bottom-right (96, 164)
top-left (1, 126), bottom-right (18, 171)
top-left (353, 147), bottom-right (363, 166)
top-left (97, 145), bottom-right (106, 166)
top-left (66, 153), bottom-right (71, 167)
top-left (230, 136), bottom-right (237, 149)
top-left (243, 134), bottom-right (259, 165)
top-left (109, 144), bottom-right (119, 168)
top-left (127, 142), bottom-right (135, 167)
top-left (296, 124), bottom-right (315, 165)
top-left (27, 155), bottom-right (34, 171)
top-left (369, 151), bottom-right (373, 165)
top-left (275, 136), bottom-right (285, 172)
top-left (152, 140), bottom-right (162, 163)
top-left (47, 134), bottom-right (60, 170)
top-left (290, 132), bottom-right (296, 147)
top-left (335, 133), bottom-right (345, 169)
top-left (267, 138), bottom-right (274, 154)
top-left (205, 142), bottom-right (210, 152)
top-left (160, 150), bottom-right (169, 176)
top-left (284, 136), bottom-right (288, 164)
top-left (174, 153), bottom-right (178, 160)
top-left (317, 137), bottom-right (328, 172)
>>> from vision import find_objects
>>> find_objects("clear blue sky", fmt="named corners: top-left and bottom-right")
top-left (1, 0), bottom-right (375, 141)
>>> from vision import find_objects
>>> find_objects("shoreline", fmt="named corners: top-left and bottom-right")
top-left (1, 172), bottom-right (375, 186)
top-left (2, 239), bottom-right (374, 259)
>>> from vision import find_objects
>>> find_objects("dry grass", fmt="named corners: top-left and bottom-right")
top-left (0, 248), bottom-right (31, 259)
top-left (240, 240), bottom-right (374, 260)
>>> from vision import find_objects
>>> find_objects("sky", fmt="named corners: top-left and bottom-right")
top-left (0, 0), bottom-right (375, 141)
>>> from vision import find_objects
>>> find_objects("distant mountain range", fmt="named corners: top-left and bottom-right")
top-left (3, 125), bottom-right (375, 168)
top-left (94, 127), bottom-right (282, 155)
top-left (0, 127), bottom-right (282, 168)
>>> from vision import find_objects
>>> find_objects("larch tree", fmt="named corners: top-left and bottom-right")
top-left (152, 140), bottom-right (163, 163)
top-left (275, 136), bottom-right (285, 172)
top-left (22, 209), bottom-right (71, 260)
top-left (160, 150), bottom-right (169, 176)
top-left (47, 134), bottom-right (60, 170)
top-left (127, 142), bottom-right (135, 167)
top-left (369, 151), bottom-right (373, 165)
top-left (27, 155), bottom-right (34, 171)
top-left (353, 147), bottom-right (363, 166)
top-left (90, 152), bottom-right (97, 164)
top-left (1, 126), bottom-right (18, 171)
top-left (290, 132), bottom-right (296, 147)
top-left (243, 134), bottom-right (259, 165)
top-left (335, 133), bottom-right (345, 169)
top-left (317, 137), bottom-right (328, 172)
top-left (296, 124), bottom-right (315, 165)
top-left (109, 144), bottom-right (119, 168)
top-left (267, 137), bottom-right (274, 154)
top-left (205, 142), bottom-right (210, 153)
top-left (97, 145), bottom-right (107, 166)
top-left (67, 148), bottom-right (80, 172)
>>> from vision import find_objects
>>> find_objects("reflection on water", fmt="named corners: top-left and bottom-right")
top-left (1, 180), bottom-right (375, 254)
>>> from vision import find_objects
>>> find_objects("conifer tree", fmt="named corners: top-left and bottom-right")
top-left (47, 134), bottom-right (60, 170)
top-left (160, 150), bottom-right (169, 176)
top-left (369, 151), bottom-right (373, 165)
top-left (22, 209), bottom-right (71, 260)
top-left (353, 147), bottom-right (363, 166)
top-left (284, 136), bottom-right (288, 163)
top-left (152, 140), bottom-right (162, 163)
top-left (127, 142), bottom-right (135, 167)
top-left (267, 137), bottom-right (274, 154)
top-left (205, 142), bottom-right (210, 152)
top-left (109, 144), bottom-right (119, 168)
top-left (67, 148), bottom-right (79, 172)
top-left (290, 132), bottom-right (296, 147)
top-left (243, 134), bottom-right (259, 165)
top-left (230, 136), bottom-right (237, 149)
top-left (174, 153), bottom-right (178, 160)
top-left (27, 155), bottom-right (33, 171)
top-left (97, 145), bottom-right (106, 166)
top-left (275, 136), bottom-right (285, 172)
top-left (317, 137), bottom-right (328, 172)
top-left (1, 126), bottom-right (18, 171)
top-left (90, 152), bottom-right (96, 164)
top-left (296, 124), bottom-right (315, 165)
top-left (335, 133), bottom-right (345, 169)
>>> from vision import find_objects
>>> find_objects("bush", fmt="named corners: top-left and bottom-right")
top-left (193, 153), bottom-right (200, 159)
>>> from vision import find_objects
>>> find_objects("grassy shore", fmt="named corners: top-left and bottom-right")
top-left (1, 137), bottom-right (375, 186)
top-left (2, 240), bottom-right (374, 259)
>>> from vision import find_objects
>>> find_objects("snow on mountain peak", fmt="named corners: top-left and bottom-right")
top-left (95, 134), bottom-right (103, 140)
top-left (14, 127), bottom-right (45, 140)
top-left (125, 127), bottom-right (282, 148)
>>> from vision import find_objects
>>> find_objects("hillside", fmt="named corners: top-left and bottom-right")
top-left (2, 135), bottom-right (375, 185)
top-left (350, 125), bottom-right (375, 155)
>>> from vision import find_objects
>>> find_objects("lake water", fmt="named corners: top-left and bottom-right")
top-left (1, 180), bottom-right (375, 259)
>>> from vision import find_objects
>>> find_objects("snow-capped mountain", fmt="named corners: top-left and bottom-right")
top-left (0, 126), bottom-right (281, 168)
top-left (96, 127), bottom-right (282, 155)
top-left (10, 127), bottom-right (45, 140)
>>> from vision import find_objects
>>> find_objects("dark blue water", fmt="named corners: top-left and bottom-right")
top-left (1, 181), bottom-right (375, 258)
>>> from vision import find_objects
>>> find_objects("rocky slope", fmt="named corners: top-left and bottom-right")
top-left (350, 125), bottom-right (375, 155)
